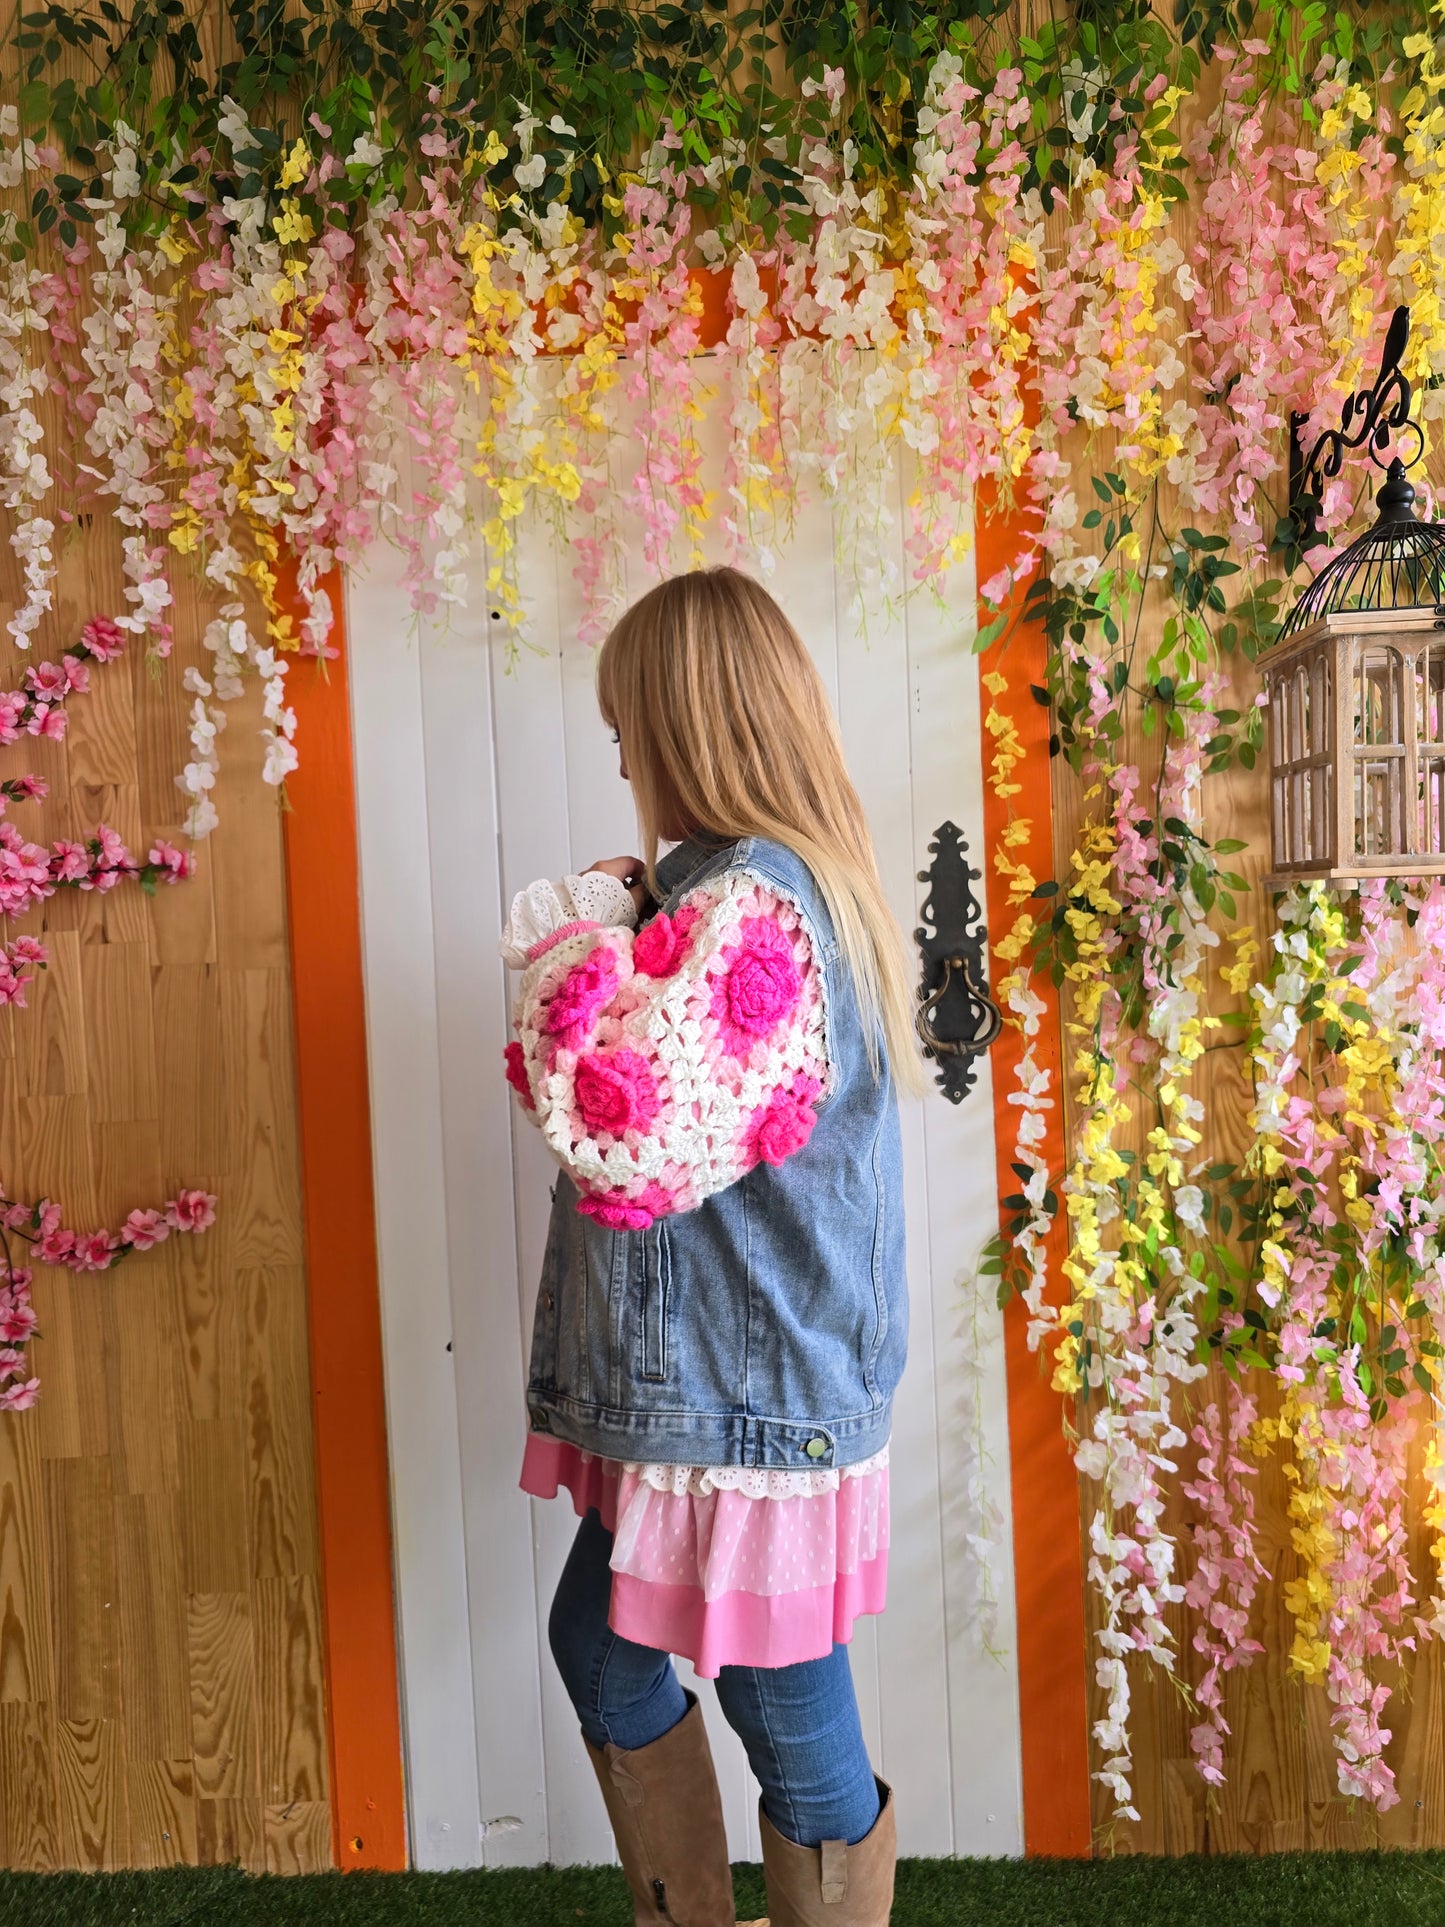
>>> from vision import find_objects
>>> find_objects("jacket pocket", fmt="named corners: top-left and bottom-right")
top-left (638, 1222), bottom-right (671, 1383)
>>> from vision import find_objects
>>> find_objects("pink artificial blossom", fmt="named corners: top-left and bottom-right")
top-left (0, 1298), bottom-right (37, 1346)
top-left (78, 616), bottom-right (125, 660)
top-left (1182, 1385), bottom-right (1268, 1787)
top-left (24, 661), bottom-right (67, 699)
top-left (167, 1189), bottom-right (217, 1232)
top-left (147, 840), bottom-right (192, 881)
top-left (50, 840), bottom-right (89, 882)
top-left (121, 1208), bottom-right (170, 1250)
top-left (34, 1224), bottom-right (77, 1265)
top-left (70, 1231), bottom-right (117, 1272)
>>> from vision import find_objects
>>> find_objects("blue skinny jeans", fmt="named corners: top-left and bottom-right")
top-left (549, 1506), bottom-right (881, 1847)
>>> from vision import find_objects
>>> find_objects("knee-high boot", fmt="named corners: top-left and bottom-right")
top-left (584, 1694), bottom-right (737, 1925)
top-left (757, 1780), bottom-right (895, 1927)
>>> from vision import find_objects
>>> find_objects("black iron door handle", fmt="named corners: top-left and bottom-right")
top-left (914, 821), bottom-right (1004, 1103)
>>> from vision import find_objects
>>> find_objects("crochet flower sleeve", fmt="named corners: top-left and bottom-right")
top-left (503, 868), bottom-right (830, 1229)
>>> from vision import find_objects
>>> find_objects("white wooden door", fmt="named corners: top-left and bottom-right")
top-left (345, 414), bottom-right (1025, 1869)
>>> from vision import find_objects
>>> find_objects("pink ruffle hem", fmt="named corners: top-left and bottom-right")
top-left (520, 1433), bottom-right (890, 1677)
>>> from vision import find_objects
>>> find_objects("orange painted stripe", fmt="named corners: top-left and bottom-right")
top-left (277, 564), bottom-right (409, 1870)
top-left (536, 265), bottom-right (808, 353)
top-left (976, 508), bottom-right (1093, 1856)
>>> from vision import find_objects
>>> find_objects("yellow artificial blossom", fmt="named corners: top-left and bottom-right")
top-left (1423, 1369), bottom-right (1445, 1619)
top-left (1221, 928), bottom-right (1259, 997)
top-left (1394, 33), bottom-right (1445, 420)
top-left (279, 138), bottom-right (312, 190)
top-left (1280, 1391), bottom-right (1339, 1685)
top-left (157, 225), bottom-right (192, 267)
top-left (273, 197), bottom-right (316, 248)
top-left (977, 665), bottom-right (1039, 1014)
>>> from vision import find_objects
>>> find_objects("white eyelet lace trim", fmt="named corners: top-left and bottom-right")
top-left (615, 1444), bottom-right (889, 1500)
top-left (500, 873), bottom-right (638, 967)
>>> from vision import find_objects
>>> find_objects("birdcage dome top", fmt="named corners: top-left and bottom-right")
top-left (1279, 460), bottom-right (1445, 641)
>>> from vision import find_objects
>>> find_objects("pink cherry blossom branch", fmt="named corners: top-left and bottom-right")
top-left (0, 788), bottom-right (193, 1006)
top-left (0, 610), bottom-right (191, 1009)
top-left (0, 1186), bottom-right (217, 1409)
top-left (0, 614), bottom-right (126, 747)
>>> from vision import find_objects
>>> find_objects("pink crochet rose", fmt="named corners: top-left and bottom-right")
top-left (745, 1078), bottom-right (822, 1168)
top-left (544, 950), bottom-right (619, 1046)
top-left (503, 1041), bottom-right (535, 1111)
top-left (633, 905), bottom-right (700, 978)
top-left (576, 1181), bottom-right (676, 1231)
top-left (574, 1049), bottom-right (661, 1137)
top-left (712, 917), bottom-right (801, 1056)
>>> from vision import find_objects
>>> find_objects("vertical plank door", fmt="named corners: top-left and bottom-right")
top-left (346, 367), bottom-right (1025, 1867)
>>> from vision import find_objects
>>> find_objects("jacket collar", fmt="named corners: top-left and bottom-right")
top-left (654, 832), bottom-right (735, 900)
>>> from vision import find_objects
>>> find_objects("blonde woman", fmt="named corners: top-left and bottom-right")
top-left (501, 568), bottom-right (918, 1926)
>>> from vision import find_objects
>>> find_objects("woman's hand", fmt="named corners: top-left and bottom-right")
top-left (586, 855), bottom-right (649, 913)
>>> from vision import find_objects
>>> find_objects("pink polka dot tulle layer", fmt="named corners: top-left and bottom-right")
top-left (521, 1436), bottom-right (890, 1675)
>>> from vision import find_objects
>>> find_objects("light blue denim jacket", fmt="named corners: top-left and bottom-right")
top-left (524, 833), bottom-right (907, 1470)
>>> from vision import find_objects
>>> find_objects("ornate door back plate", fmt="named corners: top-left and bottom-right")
top-left (913, 820), bottom-right (1003, 1103)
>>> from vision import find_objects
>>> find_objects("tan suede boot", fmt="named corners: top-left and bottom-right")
top-left (584, 1696), bottom-right (737, 1925)
top-left (757, 1781), bottom-right (895, 1927)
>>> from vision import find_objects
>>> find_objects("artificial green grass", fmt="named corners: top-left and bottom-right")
top-left (3, 1852), bottom-right (1445, 1927)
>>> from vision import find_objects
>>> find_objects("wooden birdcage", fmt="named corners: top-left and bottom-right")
top-left (1265, 306), bottom-right (1445, 884)
top-left (1265, 607), bottom-right (1445, 881)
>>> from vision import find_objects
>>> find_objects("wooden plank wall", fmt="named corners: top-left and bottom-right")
top-left (0, 522), bottom-right (332, 1871)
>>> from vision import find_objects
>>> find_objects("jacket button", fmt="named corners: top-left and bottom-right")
top-left (529, 1406), bottom-right (551, 1432)
top-left (805, 1437), bottom-right (828, 1459)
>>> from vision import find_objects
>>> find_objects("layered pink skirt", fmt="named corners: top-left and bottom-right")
top-left (521, 1435), bottom-right (890, 1676)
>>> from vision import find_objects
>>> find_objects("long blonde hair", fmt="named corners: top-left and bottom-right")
top-left (597, 567), bottom-right (924, 1093)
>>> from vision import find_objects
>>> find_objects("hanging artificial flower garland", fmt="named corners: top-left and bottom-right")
top-left (13, 0), bottom-right (1445, 1825)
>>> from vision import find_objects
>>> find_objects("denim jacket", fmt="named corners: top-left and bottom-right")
top-left (522, 833), bottom-right (907, 1470)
